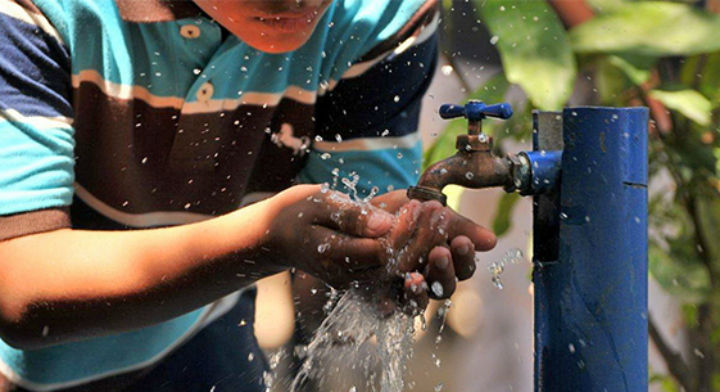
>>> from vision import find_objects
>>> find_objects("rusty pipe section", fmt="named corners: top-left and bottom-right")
top-left (408, 100), bottom-right (523, 206)
top-left (407, 142), bottom-right (514, 206)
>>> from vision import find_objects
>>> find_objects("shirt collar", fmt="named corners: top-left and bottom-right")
top-left (115, 0), bottom-right (205, 23)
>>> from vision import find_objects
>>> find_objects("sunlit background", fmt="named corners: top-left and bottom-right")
top-left (251, 0), bottom-right (720, 390)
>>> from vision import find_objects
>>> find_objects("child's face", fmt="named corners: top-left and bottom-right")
top-left (193, 0), bottom-right (334, 53)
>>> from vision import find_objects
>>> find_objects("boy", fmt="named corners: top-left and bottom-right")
top-left (0, 0), bottom-right (496, 390)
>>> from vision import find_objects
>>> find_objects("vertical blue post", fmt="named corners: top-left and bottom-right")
top-left (534, 107), bottom-right (648, 391)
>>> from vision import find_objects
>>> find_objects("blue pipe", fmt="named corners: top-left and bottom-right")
top-left (533, 107), bottom-right (649, 391)
top-left (521, 150), bottom-right (563, 196)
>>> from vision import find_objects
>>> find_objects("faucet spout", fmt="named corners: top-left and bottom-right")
top-left (409, 100), bottom-right (517, 205)
top-left (408, 150), bottom-right (514, 205)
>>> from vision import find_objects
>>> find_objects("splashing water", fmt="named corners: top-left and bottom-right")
top-left (487, 248), bottom-right (524, 290)
top-left (341, 172), bottom-right (379, 204)
top-left (291, 290), bottom-right (415, 392)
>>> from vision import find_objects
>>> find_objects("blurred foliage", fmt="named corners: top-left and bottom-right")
top-left (491, 192), bottom-right (520, 237)
top-left (571, 2), bottom-right (720, 56)
top-left (478, 0), bottom-right (576, 110)
top-left (431, 0), bottom-right (720, 390)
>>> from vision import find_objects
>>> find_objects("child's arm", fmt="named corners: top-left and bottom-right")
top-left (0, 184), bottom-right (396, 349)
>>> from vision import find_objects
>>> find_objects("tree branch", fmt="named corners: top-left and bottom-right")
top-left (648, 312), bottom-right (693, 391)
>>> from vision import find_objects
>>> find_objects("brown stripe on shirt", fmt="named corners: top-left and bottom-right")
top-left (0, 208), bottom-right (70, 241)
top-left (71, 81), bottom-right (313, 218)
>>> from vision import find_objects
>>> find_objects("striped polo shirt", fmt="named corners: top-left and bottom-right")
top-left (0, 0), bottom-right (438, 389)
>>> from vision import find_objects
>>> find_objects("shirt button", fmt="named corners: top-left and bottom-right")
top-left (197, 82), bottom-right (214, 102)
top-left (180, 25), bottom-right (201, 39)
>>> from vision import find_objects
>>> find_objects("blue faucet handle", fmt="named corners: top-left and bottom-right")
top-left (439, 100), bottom-right (514, 122)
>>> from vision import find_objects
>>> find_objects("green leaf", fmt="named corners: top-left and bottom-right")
top-left (649, 372), bottom-right (680, 392)
top-left (681, 52), bottom-right (720, 107)
top-left (594, 56), bottom-right (633, 105)
top-left (648, 189), bottom-right (710, 303)
top-left (478, 0), bottom-right (577, 110)
top-left (423, 117), bottom-right (465, 170)
top-left (649, 243), bottom-right (710, 303)
top-left (696, 196), bottom-right (720, 263)
top-left (607, 55), bottom-right (654, 85)
top-left (586, 0), bottom-right (628, 14)
top-left (570, 2), bottom-right (720, 57)
top-left (649, 88), bottom-right (712, 126)
top-left (492, 192), bottom-right (520, 237)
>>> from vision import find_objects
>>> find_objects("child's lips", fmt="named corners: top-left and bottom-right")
top-left (253, 9), bottom-right (320, 33)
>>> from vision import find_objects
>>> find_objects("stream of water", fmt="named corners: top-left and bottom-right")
top-left (291, 289), bottom-right (415, 392)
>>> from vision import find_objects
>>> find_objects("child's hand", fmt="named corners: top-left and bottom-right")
top-left (264, 185), bottom-right (496, 316)
top-left (262, 185), bottom-right (395, 288)
top-left (371, 191), bottom-right (496, 312)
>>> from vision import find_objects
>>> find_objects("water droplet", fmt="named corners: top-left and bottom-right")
top-left (490, 35), bottom-right (499, 45)
top-left (393, 95), bottom-right (400, 103)
top-left (317, 243), bottom-right (330, 254)
top-left (465, 171), bottom-right (474, 180)
top-left (248, 352), bottom-right (255, 362)
top-left (431, 281), bottom-right (444, 297)
top-left (320, 152), bottom-right (332, 160)
top-left (569, 343), bottom-right (576, 353)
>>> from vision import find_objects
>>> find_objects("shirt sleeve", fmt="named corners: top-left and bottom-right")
top-left (298, 0), bottom-right (438, 198)
top-left (0, 0), bottom-right (74, 240)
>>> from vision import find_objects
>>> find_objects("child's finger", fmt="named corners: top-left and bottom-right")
top-left (312, 191), bottom-right (395, 238)
top-left (424, 246), bottom-right (456, 299)
top-left (450, 235), bottom-right (476, 281)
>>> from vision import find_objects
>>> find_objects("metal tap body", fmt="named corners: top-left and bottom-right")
top-left (407, 100), bottom-right (517, 205)
top-left (408, 135), bottom-right (513, 205)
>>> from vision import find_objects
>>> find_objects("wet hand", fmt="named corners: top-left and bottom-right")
top-left (372, 191), bottom-right (496, 311)
top-left (263, 185), bottom-right (395, 288)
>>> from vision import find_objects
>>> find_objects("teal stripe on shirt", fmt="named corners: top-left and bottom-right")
top-left (36, 0), bottom-right (429, 101)
top-left (298, 141), bottom-right (422, 197)
top-left (0, 309), bottom-right (205, 386)
top-left (0, 121), bottom-right (74, 215)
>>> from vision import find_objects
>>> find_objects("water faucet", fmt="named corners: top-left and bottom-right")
top-left (407, 100), bottom-right (519, 205)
